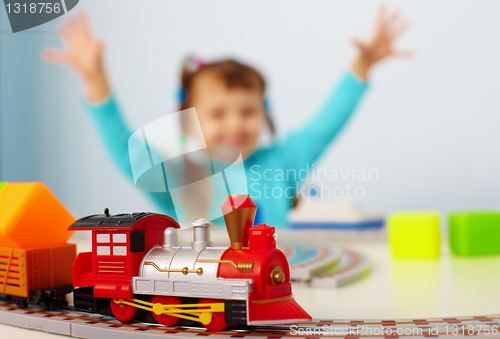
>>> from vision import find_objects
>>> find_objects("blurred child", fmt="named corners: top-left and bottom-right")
top-left (42, 7), bottom-right (410, 228)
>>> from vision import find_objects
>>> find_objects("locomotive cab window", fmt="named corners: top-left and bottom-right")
top-left (130, 231), bottom-right (145, 253)
top-left (113, 234), bottom-right (127, 243)
top-left (96, 246), bottom-right (110, 256)
top-left (96, 233), bottom-right (110, 243)
top-left (95, 233), bottom-right (129, 256)
top-left (113, 246), bottom-right (127, 256)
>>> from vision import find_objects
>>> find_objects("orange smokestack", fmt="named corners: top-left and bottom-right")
top-left (221, 194), bottom-right (256, 249)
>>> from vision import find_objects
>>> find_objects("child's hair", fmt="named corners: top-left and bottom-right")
top-left (178, 57), bottom-right (276, 136)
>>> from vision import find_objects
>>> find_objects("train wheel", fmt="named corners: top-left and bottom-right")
top-left (12, 296), bottom-right (28, 308)
top-left (111, 299), bottom-right (138, 323)
top-left (151, 295), bottom-right (181, 327)
top-left (198, 298), bottom-right (227, 332)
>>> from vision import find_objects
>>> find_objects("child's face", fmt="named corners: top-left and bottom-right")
top-left (186, 73), bottom-right (265, 158)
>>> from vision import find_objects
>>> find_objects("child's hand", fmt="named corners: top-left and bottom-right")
top-left (41, 12), bottom-right (110, 102)
top-left (352, 6), bottom-right (412, 81)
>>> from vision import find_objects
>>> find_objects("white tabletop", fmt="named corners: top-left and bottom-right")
top-left (2, 231), bottom-right (500, 338)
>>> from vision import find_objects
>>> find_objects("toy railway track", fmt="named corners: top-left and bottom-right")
top-left (279, 242), bottom-right (371, 287)
top-left (1, 300), bottom-right (500, 338)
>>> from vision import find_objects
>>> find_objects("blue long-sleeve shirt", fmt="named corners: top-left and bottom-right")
top-left (83, 70), bottom-right (368, 228)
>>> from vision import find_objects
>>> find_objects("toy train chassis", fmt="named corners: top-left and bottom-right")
top-left (1, 285), bottom-right (73, 309)
top-left (73, 286), bottom-right (248, 326)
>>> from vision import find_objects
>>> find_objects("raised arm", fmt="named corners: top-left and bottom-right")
top-left (275, 6), bottom-right (411, 182)
top-left (41, 11), bottom-right (110, 103)
top-left (42, 12), bottom-right (133, 178)
top-left (82, 95), bottom-right (135, 179)
top-left (351, 6), bottom-right (412, 81)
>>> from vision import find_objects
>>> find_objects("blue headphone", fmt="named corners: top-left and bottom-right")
top-left (177, 87), bottom-right (187, 105)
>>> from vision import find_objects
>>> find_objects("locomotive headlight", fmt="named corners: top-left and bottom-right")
top-left (270, 266), bottom-right (285, 285)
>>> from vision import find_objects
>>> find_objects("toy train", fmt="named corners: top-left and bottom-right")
top-left (0, 245), bottom-right (75, 309)
top-left (0, 182), bottom-right (76, 309)
top-left (0, 182), bottom-right (311, 332)
top-left (69, 194), bottom-right (311, 331)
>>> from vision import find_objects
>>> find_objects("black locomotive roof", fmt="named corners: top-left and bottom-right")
top-left (68, 209), bottom-right (159, 230)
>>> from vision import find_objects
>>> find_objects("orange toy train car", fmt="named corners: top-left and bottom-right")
top-left (0, 182), bottom-right (76, 308)
top-left (0, 244), bottom-right (75, 307)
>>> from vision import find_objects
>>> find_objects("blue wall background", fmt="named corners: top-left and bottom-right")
top-left (2, 0), bottom-right (500, 221)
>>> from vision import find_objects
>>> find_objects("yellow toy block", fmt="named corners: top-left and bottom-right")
top-left (387, 211), bottom-right (441, 259)
top-left (0, 182), bottom-right (75, 249)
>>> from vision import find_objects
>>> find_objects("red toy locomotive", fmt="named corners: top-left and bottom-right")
top-left (69, 194), bottom-right (311, 331)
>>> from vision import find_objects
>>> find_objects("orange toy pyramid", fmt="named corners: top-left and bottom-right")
top-left (0, 182), bottom-right (75, 249)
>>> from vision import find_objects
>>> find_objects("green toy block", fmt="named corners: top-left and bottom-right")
top-left (0, 182), bottom-right (6, 191)
top-left (448, 211), bottom-right (500, 256)
top-left (387, 211), bottom-right (441, 259)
